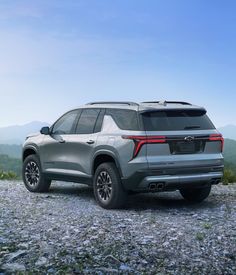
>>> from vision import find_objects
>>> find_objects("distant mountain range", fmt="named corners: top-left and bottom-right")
top-left (218, 125), bottom-right (236, 140)
top-left (0, 121), bottom-right (49, 145)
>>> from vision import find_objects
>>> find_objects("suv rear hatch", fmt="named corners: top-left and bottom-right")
top-left (140, 109), bottom-right (224, 172)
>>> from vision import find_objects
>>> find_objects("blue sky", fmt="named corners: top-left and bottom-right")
top-left (0, 0), bottom-right (235, 128)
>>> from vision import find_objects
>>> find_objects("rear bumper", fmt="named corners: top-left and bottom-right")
top-left (121, 165), bottom-right (224, 191)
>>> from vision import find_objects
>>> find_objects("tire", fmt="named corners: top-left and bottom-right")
top-left (22, 155), bottom-right (51, 192)
top-left (93, 162), bottom-right (127, 209)
top-left (180, 185), bottom-right (211, 203)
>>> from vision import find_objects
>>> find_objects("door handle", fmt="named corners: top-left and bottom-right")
top-left (86, 140), bottom-right (95, 145)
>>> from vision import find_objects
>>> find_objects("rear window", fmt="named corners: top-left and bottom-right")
top-left (142, 110), bottom-right (215, 131)
top-left (106, 109), bottom-right (139, 130)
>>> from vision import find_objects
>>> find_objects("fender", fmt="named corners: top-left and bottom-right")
top-left (92, 149), bottom-right (123, 177)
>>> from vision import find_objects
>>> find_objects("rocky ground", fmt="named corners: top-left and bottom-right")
top-left (0, 181), bottom-right (235, 274)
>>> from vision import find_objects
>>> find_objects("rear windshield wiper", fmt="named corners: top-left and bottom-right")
top-left (184, 125), bottom-right (201, 130)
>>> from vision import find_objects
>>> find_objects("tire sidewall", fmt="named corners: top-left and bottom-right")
top-left (93, 163), bottom-right (125, 209)
top-left (23, 155), bottom-right (42, 192)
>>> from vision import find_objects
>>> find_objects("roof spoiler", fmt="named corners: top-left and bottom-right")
top-left (139, 108), bottom-right (207, 114)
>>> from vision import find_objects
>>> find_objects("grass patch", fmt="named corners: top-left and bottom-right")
top-left (223, 168), bottom-right (236, 185)
top-left (203, 223), bottom-right (212, 230)
top-left (0, 171), bottom-right (19, 180)
top-left (196, 232), bottom-right (205, 241)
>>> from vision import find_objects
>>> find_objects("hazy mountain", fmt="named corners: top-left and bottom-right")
top-left (0, 121), bottom-right (49, 145)
top-left (218, 125), bottom-right (236, 140)
top-left (0, 144), bottom-right (22, 158)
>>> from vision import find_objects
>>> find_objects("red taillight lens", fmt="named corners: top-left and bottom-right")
top-left (122, 135), bottom-right (166, 158)
top-left (209, 134), bottom-right (224, 152)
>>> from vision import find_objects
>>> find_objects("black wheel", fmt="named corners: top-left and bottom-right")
top-left (93, 162), bottom-right (127, 209)
top-left (23, 155), bottom-right (51, 192)
top-left (180, 185), bottom-right (211, 203)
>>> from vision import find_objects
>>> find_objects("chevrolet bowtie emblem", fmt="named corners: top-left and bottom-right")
top-left (184, 136), bottom-right (195, 142)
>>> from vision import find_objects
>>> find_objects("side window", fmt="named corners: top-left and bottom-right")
top-left (76, 109), bottom-right (100, 134)
top-left (52, 110), bottom-right (79, 135)
top-left (106, 109), bottom-right (139, 130)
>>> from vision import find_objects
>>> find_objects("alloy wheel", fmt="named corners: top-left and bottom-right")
top-left (25, 161), bottom-right (40, 187)
top-left (96, 171), bottom-right (112, 202)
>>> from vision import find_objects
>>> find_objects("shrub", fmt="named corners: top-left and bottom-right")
top-left (223, 168), bottom-right (236, 185)
top-left (0, 171), bottom-right (18, 180)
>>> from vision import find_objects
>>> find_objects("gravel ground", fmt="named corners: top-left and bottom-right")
top-left (0, 181), bottom-right (235, 275)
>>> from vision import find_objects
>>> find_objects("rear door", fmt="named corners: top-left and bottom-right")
top-left (141, 109), bottom-right (223, 170)
top-left (69, 108), bottom-right (105, 177)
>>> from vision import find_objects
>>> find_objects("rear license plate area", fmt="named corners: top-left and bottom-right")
top-left (170, 141), bottom-right (203, 154)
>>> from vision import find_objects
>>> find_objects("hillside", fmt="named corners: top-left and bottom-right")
top-left (0, 121), bottom-right (49, 144)
top-left (0, 144), bottom-right (22, 159)
top-left (0, 154), bottom-right (21, 176)
top-left (223, 138), bottom-right (236, 170)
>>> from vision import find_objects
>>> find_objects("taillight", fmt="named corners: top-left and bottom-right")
top-left (209, 134), bottom-right (224, 152)
top-left (122, 135), bottom-right (166, 158)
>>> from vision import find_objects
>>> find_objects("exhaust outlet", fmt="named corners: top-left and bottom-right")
top-left (149, 183), bottom-right (157, 192)
top-left (156, 183), bottom-right (164, 191)
top-left (149, 183), bottom-right (165, 192)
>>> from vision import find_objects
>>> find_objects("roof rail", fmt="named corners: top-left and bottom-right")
top-left (87, 101), bottom-right (139, 106)
top-left (142, 101), bottom-right (192, 106)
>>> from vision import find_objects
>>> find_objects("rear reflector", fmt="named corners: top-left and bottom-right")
top-left (122, 135), bottom-right (166, 158)
top-left (209, 134), bottom-right (224, 152)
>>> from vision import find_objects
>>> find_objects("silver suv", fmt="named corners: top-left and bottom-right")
top-left (22, 101), bottom-right (224, 209)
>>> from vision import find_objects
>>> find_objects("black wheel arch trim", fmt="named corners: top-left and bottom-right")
top-left (22, 145), bottom-right (40, 162)
top-left (92, 150), bottom-right (123, 178)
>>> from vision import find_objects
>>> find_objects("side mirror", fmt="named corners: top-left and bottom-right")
top-left (40, 126), bottom-right (50, 135)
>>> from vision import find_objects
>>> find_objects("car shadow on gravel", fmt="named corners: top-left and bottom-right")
top-left (125, 193), bottom-right (218, 211)
top-left (49, 183), bottom-right (93, 198)
top-left (48, 182), bottom-right (219, 211)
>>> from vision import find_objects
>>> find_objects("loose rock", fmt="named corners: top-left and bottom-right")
top-left (0, 180), bottom-right (236, 274)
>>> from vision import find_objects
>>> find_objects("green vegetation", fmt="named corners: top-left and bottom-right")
top-left (223, 139), bottom-right (236, 184)
top-left (196, 232), bottom-right (205, 241)
top-left (0, 144), bottom-right (22, 158)
top-left (223, 167), bottom-right (236, 185)
top-left (203, 222), bottom-right (212, 230)
top-left (0, 171), bottom-right (18, 180)
top-left (0, 154), bottom-right (21, 180)
top-left (223, 139), bottom-right (236, 164)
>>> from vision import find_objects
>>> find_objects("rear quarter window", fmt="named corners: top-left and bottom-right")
top-left (106, 109), bottom-right (140, 130)
top-left (142, 110), bottom-right (215, 131)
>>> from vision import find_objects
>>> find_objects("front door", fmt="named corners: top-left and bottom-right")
top-left (40, 109), bottom-right (80, 174)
